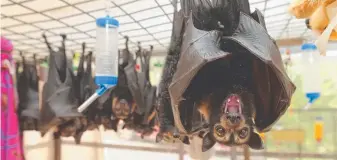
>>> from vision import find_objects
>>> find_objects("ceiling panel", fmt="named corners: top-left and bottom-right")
top-left (1, 18), bottom-right (22, 27)
top-left (34, 20), bottom-right (66, 29)
top-left (122, 29), bottom-right (148, 37)
top-left (89, 7), bottom-right (125, 18)
top-left (67, 33), bottom-right (90, 39)
top-left (75, 38), bottom-right (96, 44)
top-left (21, 39), bottom-right (41, 44)
top-left (1, 0), bottom-right (310, 56)
top-left (141, 40), bottom-right (159, 46)
top-left (43, 6), bottom-right (82, 19)
top-left (153, 30), bottom-right (171, 39)
top-left (75, 22), bottom-right (96, 32)
top-left (118, 23), bottom-right (142, 32)
top-left (1, 29), bottom-right (14, 35)
top-left (2, 0), bottom-right (13, 5)
top-left (147, 23), bottom-right (172, 33)
top-left (264, 6), bottom-right (288, 17)
top-left (5, 34), bottom-right (27, 40)
top-left (131, 8), bottom-right (164, 21)
top-left (22, 0), bottom-right (67, 12)
top-left (157, 0), bottom-right (171, 6)
top-left (113, 0), bottom-right (136, 5)
top-left (131, 35), bottom-right (154, 42)
top-left (25, 31), bottom-right (54, 39)
top-left (15, 44), bottom-right (34, 50)
top-left (49, 27), bottom-right (78, 34)
top-left (66, 0), bottom-right (91, 4)
top-left (75, 0), bottom-right (107, 12)
top-left (158, 37), bottom-right (170, 44)
top-left (11, 0), bottom-right (32, 3)
top-left (60, 14), bottom-right (93, 25)
top-left (266, 0), bottom-right (289, 9)
top-left (162, 4), bottom-right (174, 14)
top-left (15, 13), bottom-right (50, 23)
top-left (1, 5), bottom-right (33, 16)
top-left (117, 15), bottom-right (135, 24)
top-left (121, 0), bottom-right (158, 13)
top-left (139, 16), bottom-right (170, 28)
top-left (7, 24), bottom-right (39, 33)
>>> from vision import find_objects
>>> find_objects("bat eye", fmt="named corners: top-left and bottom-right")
top-left (215, 125), bottom-right (226, 137)
top-left (239, 128), bottom-right (249, 138)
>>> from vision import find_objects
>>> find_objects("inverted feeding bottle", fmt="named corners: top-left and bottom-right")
top-left (301, 43), bottom-right (321, 109)
top-left (77, 15), bottom-right (119, 113)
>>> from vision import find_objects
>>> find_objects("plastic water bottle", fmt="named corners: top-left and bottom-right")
top-left (94, 16), bottom-right (119, 87)
top-left (301, 43), bottom-right (321, 109)
top-left (78, 16), bottom-right (119, 113)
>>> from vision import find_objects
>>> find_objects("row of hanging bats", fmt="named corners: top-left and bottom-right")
top-left (16, 34), bottom-right (157, 144)
top-left (16, 0), bottom-right (296, 152)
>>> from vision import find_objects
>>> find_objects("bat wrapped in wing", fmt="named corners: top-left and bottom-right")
top-left (40, 34), bottom-right (82, 137)
top-left (17, 54), bottom-right (39, 131)
top-left (157, 0), bottom-right (296, 151)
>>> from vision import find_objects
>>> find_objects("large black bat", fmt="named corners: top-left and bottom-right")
top-left (69, 44), bottom-right (98, 144)
top-left (157, 0), bottom-right (296, 152)
top-left (97, 88), bottom-right (118, 131)
top-left (80, 51), bottom-right (99, 131)
top-left (40, 34), bottom-right (82, 138)
top-left (124, 42), bottom-right (156, 118)
top-left (111, 36), bottom-right (136, 122)
top-left (17, 53), bottom-right (39, 131)
top-left (112, 37), bottom-right (157, 138)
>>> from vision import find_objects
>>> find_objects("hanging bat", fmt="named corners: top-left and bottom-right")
top-left (40, 34), bottom-right (82, 138)
top-left (156, 0), bottom-right (296, 152)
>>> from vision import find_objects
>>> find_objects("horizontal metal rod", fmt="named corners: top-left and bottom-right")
top-left (25, 141), bottom-right (337, 159)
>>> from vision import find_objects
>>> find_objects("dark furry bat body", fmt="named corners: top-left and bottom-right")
top-left (40, 34), bottom-right (83, 143)
top-left (111, 37), bottom-right (135, 121)
top-left (17, 54), bottom-right (40, 131)
top-left (156, 10), bottom-right (185, 141)
top-left (107, 36), bottom-right (136, 132)
top-left (67, 44), bottom-right (98, 144)
top-left (113, 37), bottom-right (157, 138)
top-left (157, 0), bottom-right (296, 151)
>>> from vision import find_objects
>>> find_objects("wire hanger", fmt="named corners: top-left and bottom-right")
top-left (104, 0), bottom-right (113, 16)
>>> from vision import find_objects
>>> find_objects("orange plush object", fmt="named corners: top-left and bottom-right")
top-left (289, 0), bottom-right (337, 40)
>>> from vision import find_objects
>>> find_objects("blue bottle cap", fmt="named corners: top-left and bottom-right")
top-left (96, 16), bottom-right (119, 28)
top-left (306, 92), bottom-right (321, 103)
top-left (301, 43), bottom-right (317, 50)
top-left (95, 76), bottom-right (118, 86)
top-left (316, 116), bottom-right (323, 121)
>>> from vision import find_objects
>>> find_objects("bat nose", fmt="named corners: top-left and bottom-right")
top-left (228, 115), bottom-right (241, 125)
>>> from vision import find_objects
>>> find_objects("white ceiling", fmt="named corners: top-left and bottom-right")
top-left (1, 0), bottom-right (311, 58)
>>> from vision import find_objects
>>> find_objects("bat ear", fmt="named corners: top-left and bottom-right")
top-left (247, 132), bottom-right (264, 150)
top-left (202, 132), bottom-right (216, 152)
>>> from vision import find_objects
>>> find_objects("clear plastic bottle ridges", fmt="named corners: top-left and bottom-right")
top-left (95, 16), bottom-right (119, 87)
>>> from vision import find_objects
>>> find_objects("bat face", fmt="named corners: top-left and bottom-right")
top-left (58, 118), bottom-right (82, 137)
top-left (60, 125), bottom-right (76, 137)
top-left (204, 93), bottom-right (263, 151)
top-left (212, 94), bottom-right (251, 145)
top-left (112, 98), bottom-right (131, 120)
